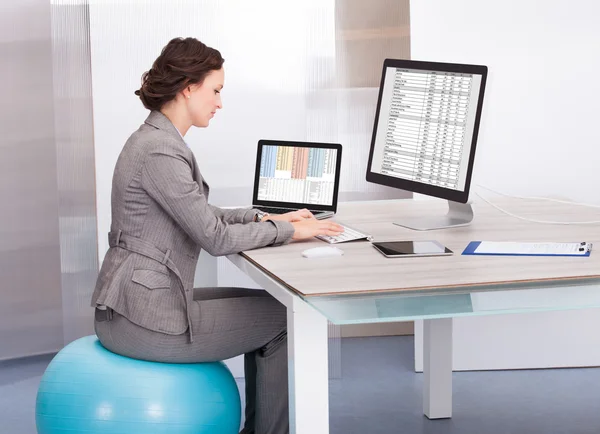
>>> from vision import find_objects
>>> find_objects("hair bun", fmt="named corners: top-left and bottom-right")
top-left (135, 37), bottom-right (224, 111)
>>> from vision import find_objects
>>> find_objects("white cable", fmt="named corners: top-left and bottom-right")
top-left (475, 184), bottom-right (600, 209)
top-left (474, 185), bottom-right (600, 225)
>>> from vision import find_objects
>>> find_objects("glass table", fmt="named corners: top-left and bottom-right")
top-left (305, 278), bottom-right (600, 324)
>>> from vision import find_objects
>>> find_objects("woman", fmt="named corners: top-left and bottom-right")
top-left (91, 37), bottom-right (343, 434)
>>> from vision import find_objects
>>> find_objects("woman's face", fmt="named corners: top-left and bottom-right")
top-left (187, 67), bottom-right (224, 128)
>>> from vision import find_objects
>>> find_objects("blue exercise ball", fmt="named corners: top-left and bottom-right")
top-left (36, 335), bottom-right (241, 434)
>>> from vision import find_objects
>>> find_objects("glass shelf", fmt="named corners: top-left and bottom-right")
top-left (304, 279), bottom-right (600, 325)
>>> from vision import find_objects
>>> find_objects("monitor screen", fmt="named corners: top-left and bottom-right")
top-left (256, 142), bottom-right (339, 207)
top-left (366, 59), bottom-right (487, 203)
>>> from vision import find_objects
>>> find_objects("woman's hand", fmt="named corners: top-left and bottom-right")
top-left (264, 208), bottom-right (315, 223)
top-left (262, 209), bottom-right (344, 240)
top-left (290, 219), bottom-right (344, 240)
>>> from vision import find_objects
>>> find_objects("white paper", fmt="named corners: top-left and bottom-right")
top-left (474, 241), bottom-right (590, 255)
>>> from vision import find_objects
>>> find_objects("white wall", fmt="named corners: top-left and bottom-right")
top-left (413, 0), bottom-right (600, 202)
top-left (411, 0), bottom-right (600, 370)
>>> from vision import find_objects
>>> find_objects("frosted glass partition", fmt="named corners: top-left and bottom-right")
top-left (51, 0), bottom-right (99, 346)
top-left (89, 0), bottom-right (411, 262)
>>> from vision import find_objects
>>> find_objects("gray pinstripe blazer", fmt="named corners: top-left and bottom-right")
top-left (91, 111), bottom-right (294, 342)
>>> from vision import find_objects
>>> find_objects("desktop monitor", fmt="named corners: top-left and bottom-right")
top-left (366, 58), bottom-right (488, 230)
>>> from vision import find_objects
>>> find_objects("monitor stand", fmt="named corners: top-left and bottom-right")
top-left (393, 200), bottom-right (474, 231)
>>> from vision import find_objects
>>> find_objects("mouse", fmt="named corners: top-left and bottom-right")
top-left (301, 246), bottom-right (344, 259)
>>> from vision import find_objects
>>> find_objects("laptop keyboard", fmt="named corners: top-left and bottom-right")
top-left (316, 224), bottom-right (372, 244)
top-left (256, 207), bottom-right (331, 219)
top-left (256, 207), bottom-right (299, 214)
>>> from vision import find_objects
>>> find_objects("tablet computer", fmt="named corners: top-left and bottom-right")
top-left (372, 240), bottom-right (453, 258)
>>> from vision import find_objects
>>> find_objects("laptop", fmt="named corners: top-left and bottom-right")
top-left (251, 139), bottom-right (342, 220)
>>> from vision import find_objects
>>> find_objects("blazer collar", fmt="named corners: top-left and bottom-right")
top-left (144, 110), bottom-right (187, 147)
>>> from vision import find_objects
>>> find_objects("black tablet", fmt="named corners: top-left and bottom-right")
top-left (372, 240), bottom-right (453, 258)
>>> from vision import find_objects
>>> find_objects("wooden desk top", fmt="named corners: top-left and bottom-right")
top-left (240, 198), bottom-right (600, 297)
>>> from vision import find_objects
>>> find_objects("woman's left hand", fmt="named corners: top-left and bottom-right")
top-left (264, 208), bottom-right (316, 223)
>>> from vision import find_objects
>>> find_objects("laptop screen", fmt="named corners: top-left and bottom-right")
top-left (253, 140), bottom-right (342, 211)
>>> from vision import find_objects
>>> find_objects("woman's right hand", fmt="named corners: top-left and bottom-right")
top-left (291, 219), bottom-right (344, 240)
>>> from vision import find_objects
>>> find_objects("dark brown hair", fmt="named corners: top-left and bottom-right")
top-left (135, 37), bottom-right (224, 111)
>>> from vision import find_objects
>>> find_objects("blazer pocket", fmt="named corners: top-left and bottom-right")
top-left (131, 269), bottom-right (170, 290)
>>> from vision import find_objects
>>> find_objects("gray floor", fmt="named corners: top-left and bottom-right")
top-left (2, 336), bottom-right (600, 434)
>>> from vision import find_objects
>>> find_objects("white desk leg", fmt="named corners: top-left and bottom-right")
top-left (288, 298), bottom-right (329, 434)
top-left (423, 318), bottom-right (453, 419)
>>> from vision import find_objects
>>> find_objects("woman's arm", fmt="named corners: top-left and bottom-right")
top-left (208, 205), bottom-right (258, 225)
top-left (141, 146), bottom-right (293, 256)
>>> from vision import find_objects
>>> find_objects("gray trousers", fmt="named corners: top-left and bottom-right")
top-left (94, 287), bottom-right (289, 434)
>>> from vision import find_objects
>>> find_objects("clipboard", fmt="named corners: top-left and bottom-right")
top-left (462, 241), bottom-right (593, 257)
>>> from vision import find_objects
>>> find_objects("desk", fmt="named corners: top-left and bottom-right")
top-left (226, 198), bottom-right (600, 434)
